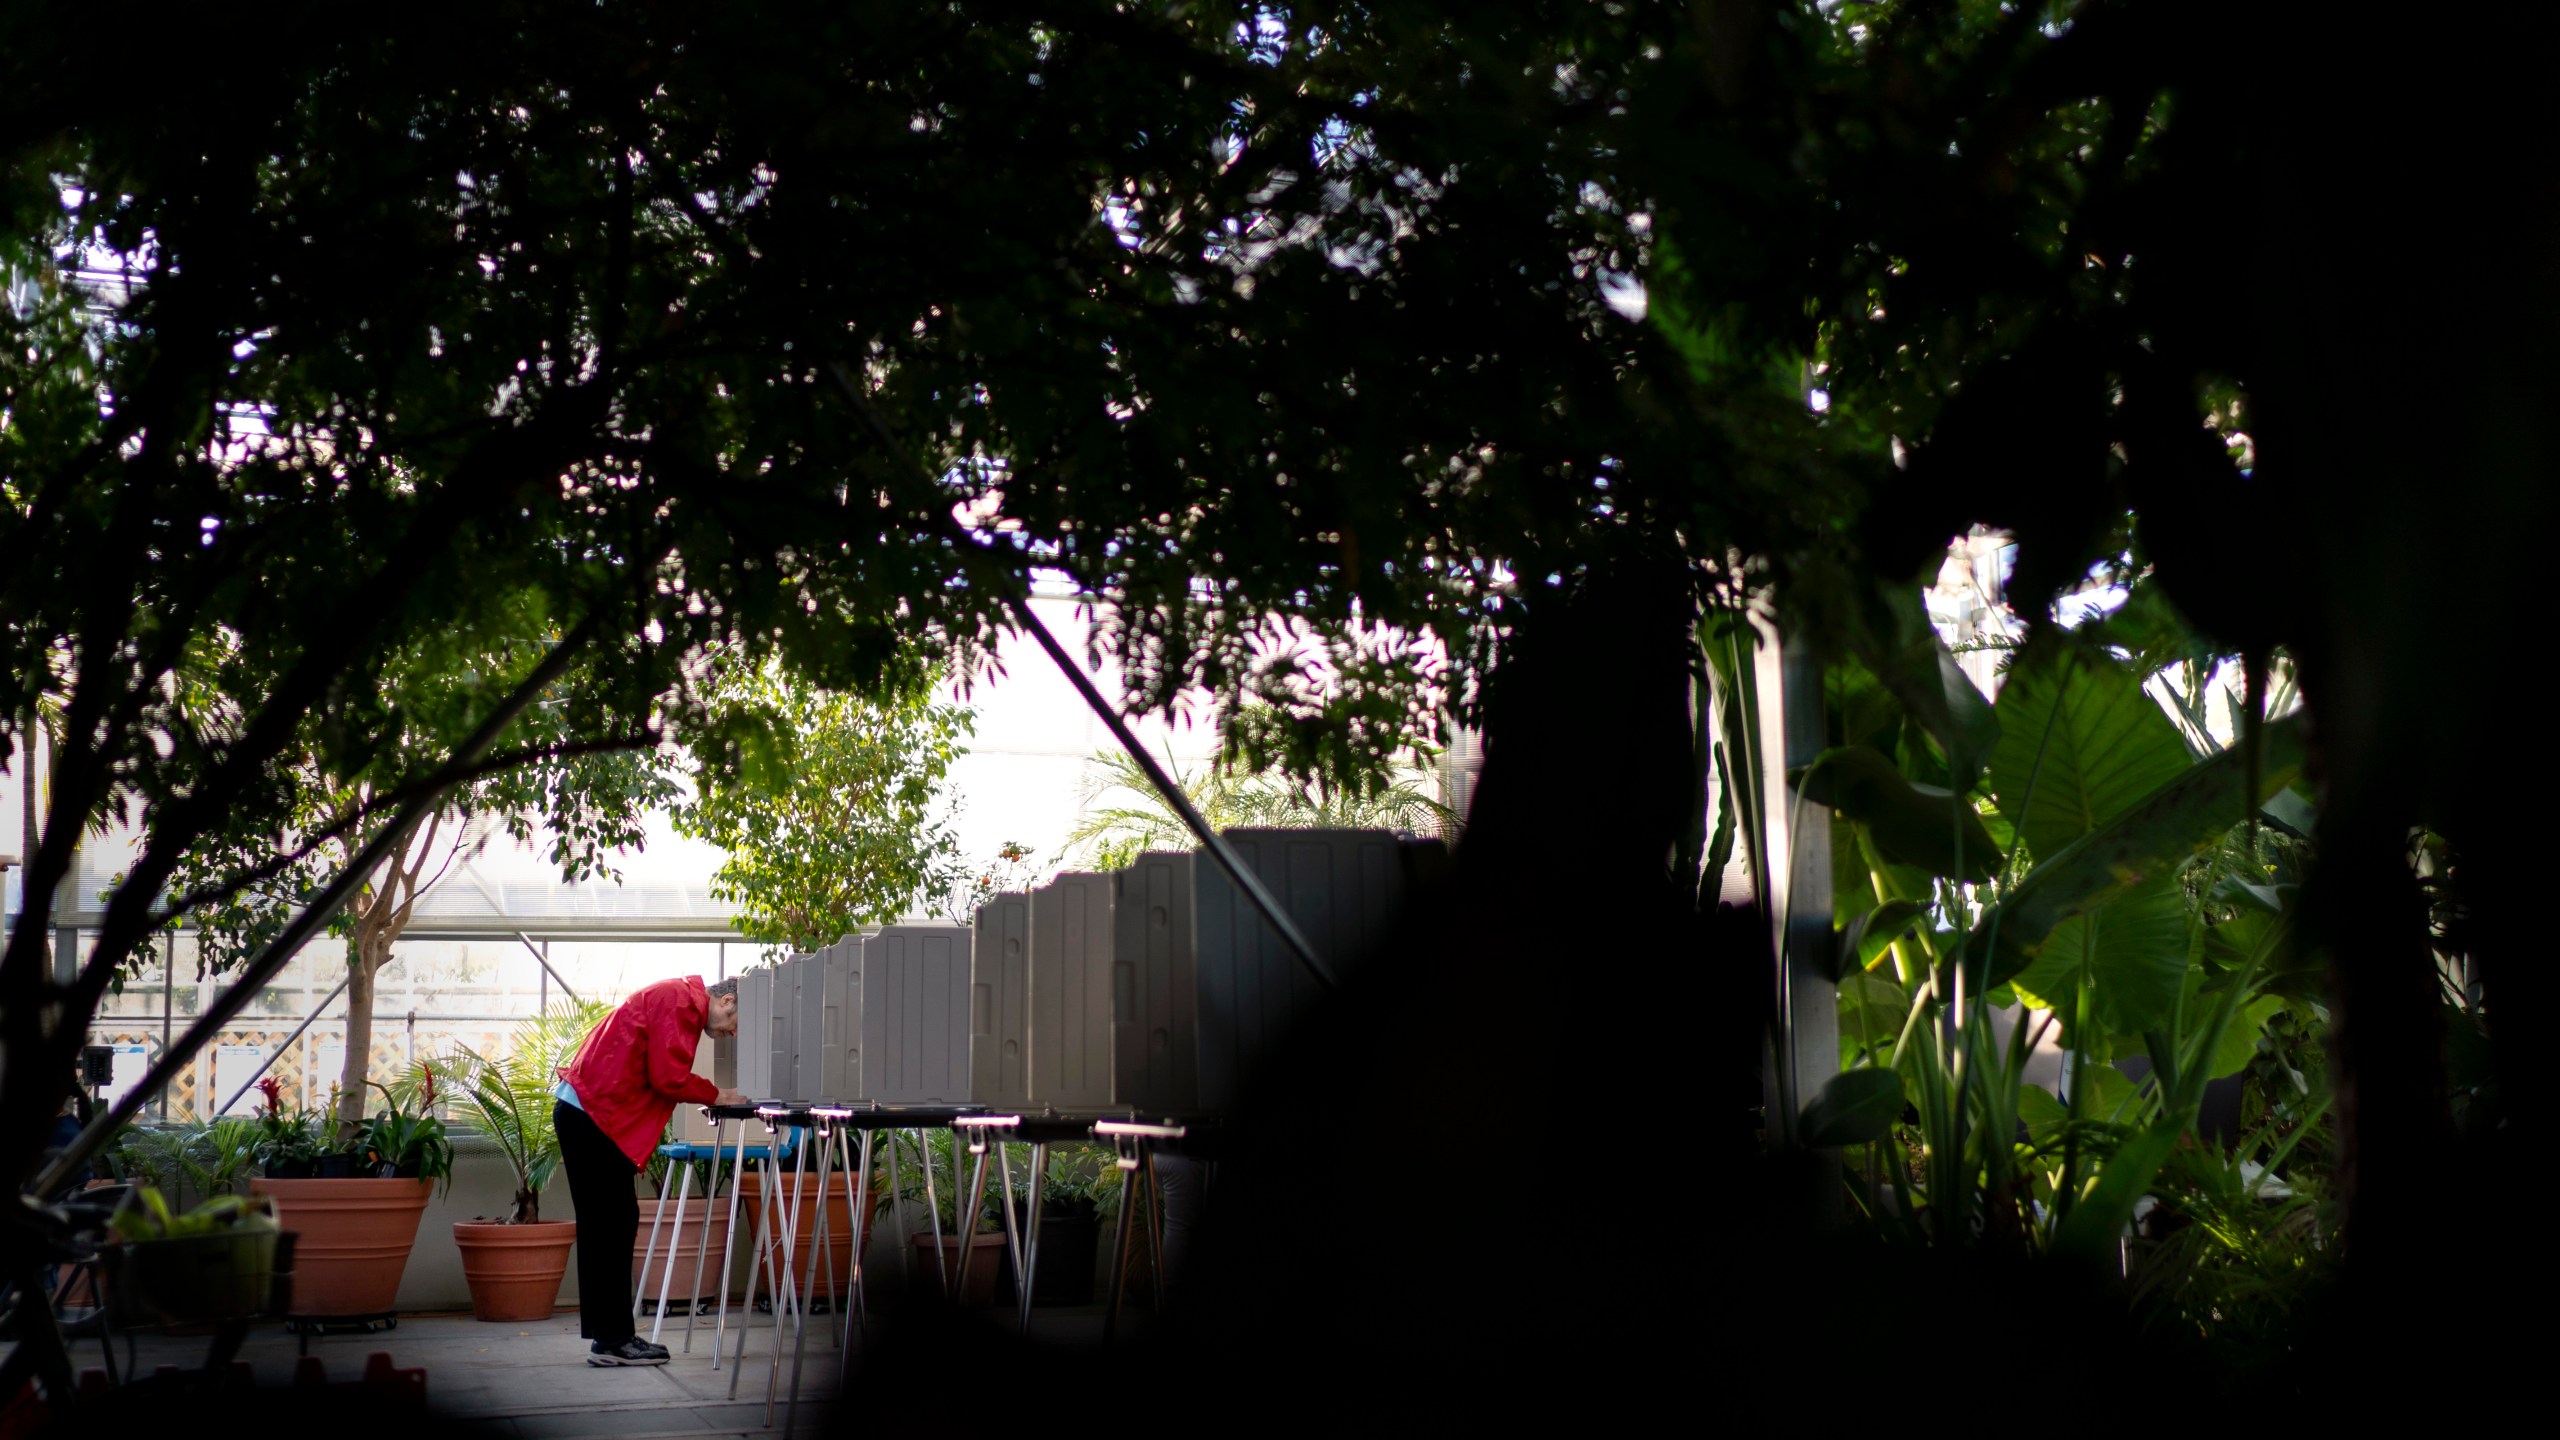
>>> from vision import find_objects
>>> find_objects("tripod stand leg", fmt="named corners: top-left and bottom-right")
top-left (648, 1157), bottom-right (692, 1345)
top-left (635, 1154), bottom-right (675, 1323)
top-left (1017, 1142), bottom-right (1047, 1336)
top-left (841, 1128), bottom-right (874, 1370)
top-left (687, 1118), bottom-right (728, 1356)
top-left (953, 1142), bottom-right (991, 1300)
top-left (708, 1122), bottom-right (745, 1365)
top-left (786, 1125), bottom-right (835, 1436)
top-left (1103, 1155), bottom-right (1141, 1344)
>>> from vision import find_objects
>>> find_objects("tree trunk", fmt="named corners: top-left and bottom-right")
top-left (336, 932), bottom-right (382, 1140)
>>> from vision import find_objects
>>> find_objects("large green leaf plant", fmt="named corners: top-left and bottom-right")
top-left (1772, 591), bottom-right (2332, 1327)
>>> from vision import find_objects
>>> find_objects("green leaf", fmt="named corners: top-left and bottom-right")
top-left (1858, 587), bottom-right (2001, 791)
top-left (2202, 994), bottom-right (2288, 1080)
top-left (2051, 1117), bottom-right (2186, 1266)
top-left (1840, 898), bottom-right (1930, 978)
top-left (1970, 715), bottom-right (2306, 987)
top-left (2261, 784), bottom-right (2316, 838)
top-left (1794, 746), bottom-right (2001, 882)
top-left (2010, 875), bottom-right (2192, 1034)
top-left (2017, 1084), bottom-right (2070, 1145)
top-left (1991, 644), bottom-right (2196, 861)
top-left (1800, 1067), bottom-right (1908, 1146)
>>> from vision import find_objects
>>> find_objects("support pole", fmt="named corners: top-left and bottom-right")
top-left (1755, 621), bottom-right (1839, 1154)
top-left (821, 360), bottom-right (1332, 991)
top-left (512, 932), bottom-right (581, 1006)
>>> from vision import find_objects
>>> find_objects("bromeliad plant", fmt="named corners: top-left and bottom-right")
top-left (397, 999), bottom-right (607, 1223)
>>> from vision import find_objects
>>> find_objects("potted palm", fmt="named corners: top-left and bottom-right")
top-left (414, 1000), bottom-right (603, 1322)
top-left (249, 1074), bottom-right (449, 1320)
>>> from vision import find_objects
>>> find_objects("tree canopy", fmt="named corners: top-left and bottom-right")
top-left (5, 3), bottom-right (2550, 1353)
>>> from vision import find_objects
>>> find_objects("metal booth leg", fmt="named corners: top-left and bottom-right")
top-left (647, 1148), bottom-right (694, 1345)
top-left (727, 1122), bottom-right (783, 1399)
top-left (1102, 1145), bottom-right (1143, 1343)
top-left (952, 1133), bottom-right (993, 1300)
top-left (688, 1115), bottom-right (730, 1356)
top-left (918, 1128), bottom-right (951, 1298)
top-left (635, 1151), bottom-right (677, 1323)
top-left (763, 1128), bottom-right (810, 1421)
top-left (1016, 1141), bottom-right (1048, 1336)
top-left (841, 1128), bottom-right (874, 1369)
top-left (1142, 1150), bottom-right (1168, 1316)
top-left (784, 1121), bottom-right (837, 1437)
top-left (994, 1139), bottom-right (1024, 1323)
top-left (709, 1118), bottom-right (747, 1364)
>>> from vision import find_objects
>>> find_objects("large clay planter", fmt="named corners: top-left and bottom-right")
top-left (453, 1220), bottom-right (578, 1322)
top-left (737, 1169), bottom-right (875, 1296)
top-left (631, 1196), bottom-right (732, 1307)
top-left (251, 1177), bottom-right (432, 1317)
top-left (910, 1231), bottom-right (1007, 1307)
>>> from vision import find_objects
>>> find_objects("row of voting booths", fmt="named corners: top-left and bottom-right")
top-left (723, 828), bottom-right (1442, 1117)
top-left (649, 828), bottom-right (1445, 1425)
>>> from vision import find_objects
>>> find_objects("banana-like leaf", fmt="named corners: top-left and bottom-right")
top-left (1968, 715), bottom-right (2305, 987)
top-left (1800, 1067), bottom-right (1907, 1147)
top-left (1990, 644), bottom-right (2195, 862)
top-left (1794, 745), bottom-right (2002, 882)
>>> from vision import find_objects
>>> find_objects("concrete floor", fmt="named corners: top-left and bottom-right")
top-left (74, 1300), bottom-right (1126, 1437)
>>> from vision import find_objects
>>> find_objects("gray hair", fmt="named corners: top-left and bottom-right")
top-left (705, 976), bottom-right (739, 1002)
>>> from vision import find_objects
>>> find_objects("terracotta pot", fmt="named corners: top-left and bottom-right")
top-left (251, 1177), bottom-right (432, 1317)
top-left (737, 1169), bottom-right (876, 1295)
top-left (909, 1230), bottom-right (1007, 1307)
top-left (631, 1196), bottom-right (733, 1306)
top-left (452, 1220), bottom-right (578, 1322)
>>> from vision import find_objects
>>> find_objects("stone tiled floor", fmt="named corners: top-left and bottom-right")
top-left (78, 1301), bottom-right (1120, 1437)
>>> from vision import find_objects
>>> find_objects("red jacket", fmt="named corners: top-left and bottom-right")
top-left (563, 976), bottom-right (721, 1168)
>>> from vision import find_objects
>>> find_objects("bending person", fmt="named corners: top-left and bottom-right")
top-left (555, 974), bottom-right (745, 1367)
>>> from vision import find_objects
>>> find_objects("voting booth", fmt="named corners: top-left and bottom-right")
top-left (1029, 871), bottom-right (1116, 1111)
top-left (861, 924), bottom-right (974, 1104)
top-left (1108, 851), bottom-right (1199, 1114)
top-left (736, 964), bottom-right (774, 1099)
top-left (817, 936), bottom-right (860, 1103)
top-left (1187, 828), bottom-right (1411, 1114)
top-left (969, 893), bottom-right (1031, 1110)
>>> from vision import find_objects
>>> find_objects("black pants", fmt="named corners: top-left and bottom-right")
top-left (555, 1100), bottom-right (638, 1345)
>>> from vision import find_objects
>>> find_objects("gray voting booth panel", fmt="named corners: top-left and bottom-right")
top-left (819, 937), bottom-right (862, 1103)
top-left (1191, 829), bottom-right (1406, 1113)
top-left (1028, 872), bottom-right (1115, 1110)
top-left (862, 925), bottom-right (974, 1104)
top-left (1109, 852), bottom-right (1198, 1114)
top-left (968, 895), bottom-right (1030, 1109)
top-left (737, 966), bottom-right (773, 1100)
top-left (796, 948), bottom-right (831, 1104)
top-left (770, 955), bottom-right (806, 1103)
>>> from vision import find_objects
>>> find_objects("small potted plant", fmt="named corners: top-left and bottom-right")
top-left (251, 1071), bottom-right (450, 1320)
top-left (107, 1187), bottom-right (281, 1326)
top-left (1028, 1145), bottom-right (1122, 1307)
top-left (418, 1001), bottom-right (600, 1322)
top-left (888, 1133), bottom-right (1010, 1306)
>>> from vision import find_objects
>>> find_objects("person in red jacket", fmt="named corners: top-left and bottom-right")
top-left (555, 974), bottom-right (745, 1366)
